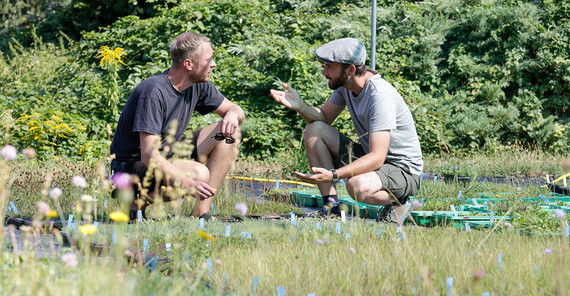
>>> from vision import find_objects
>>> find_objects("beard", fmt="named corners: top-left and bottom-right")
top-left (189, 68), bottom-right (211, 83)
top-left (328, 70), bottom-right (349, 90)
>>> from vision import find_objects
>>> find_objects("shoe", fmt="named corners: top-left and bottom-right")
top-left (381, 201), bottom-right (413, 225)
top-left (314, 202), bottom-right (341, 217)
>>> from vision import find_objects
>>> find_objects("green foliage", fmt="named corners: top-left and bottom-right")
top-left (1, 0), bottom-right (569, 162)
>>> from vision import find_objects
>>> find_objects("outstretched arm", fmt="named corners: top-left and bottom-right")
top-left (270, 83), bottom-right (343, 124)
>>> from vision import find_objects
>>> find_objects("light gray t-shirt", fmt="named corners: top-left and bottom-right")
top-left (329, 73), bottom-right (424, 175)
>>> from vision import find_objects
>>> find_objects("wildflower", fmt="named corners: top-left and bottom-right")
top-left (61, 252), bottom-right (78, 268)
top-left (541, 248), bottom-right (553, 255)
top-left (348, 247), bottom-right (356, 254)
top-left (37, 202), bottom-right (51, 216)
top-left (234, 202), bottom-right (248, 216)
top-left (504, 222), bottom-right (513, 228)
top-left (72, 175), bottom-right (87, 188)
top-left (412, 200), bottom-right (423, 208)
top-left (109, 211), bottom-right (130, 222)
top-left (1, 145), bottom-right (17, 161)
top-left (21, 147), bottom-right (36, 159)
top-left (474, 268), bottom-right (485, 280)
top-left (315, 238), bottom-right (324, 245)
top-left (112, 172), bottom-right (132, 190)
top-left (554, 209), bottom-right (566, 218)
top-left (81, 195), bottom-right (93, 203)
top-left (46, 210), bottom-right (58, 218)
top-left (96, 46), bottom-right (127, 67)
top-left (49, 187), bottom-right (62, 200)
top-left (214, 259), bottom-right (222, 265)
top-left (79, 224), bottom-right (97, 235)
top-left (197, 231), bottom-right (215, 241)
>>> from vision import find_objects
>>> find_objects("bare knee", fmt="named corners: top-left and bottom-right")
top-left (303, 121), bottom-right (328, 141)
top-left (172, 160), bottom-right (209, 182)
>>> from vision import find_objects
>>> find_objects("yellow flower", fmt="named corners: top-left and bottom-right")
top-left (196, 231), bottom-right (214, 241)
top-left (109, 211), bottom-right (130, 223)
top-left (96, 46), bottom-right (127, 67)
top-left (46, 210), bottom-right (58, 218)
top-left (79, 224), bottom-right (97, 235)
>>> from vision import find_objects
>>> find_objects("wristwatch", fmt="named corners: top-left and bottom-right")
top-left (330, 169), bottom-right (339, 185)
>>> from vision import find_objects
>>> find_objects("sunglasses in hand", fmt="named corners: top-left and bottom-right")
top-left (212, 133), bottom-right (236, 144)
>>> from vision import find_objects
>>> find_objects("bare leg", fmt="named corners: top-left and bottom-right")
top-left (191, 122), bottom-right (241, 217)
top-left (345, 172), bottom-right (392, 205)
top-left (303, 121), bottom-right (340, 198)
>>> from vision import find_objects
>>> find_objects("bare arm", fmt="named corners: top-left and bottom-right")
top-left (140, 132), bottom-right (216, 199)
top-left (294, 130), bottom-right (390, 183)
top-left (213, 98), bottom-right (245, 136)
top-left (270, 83), bottom-right (344, 125)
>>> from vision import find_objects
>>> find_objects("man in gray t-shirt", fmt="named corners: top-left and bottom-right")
top-left (270, 38), bottom-right (423, 223)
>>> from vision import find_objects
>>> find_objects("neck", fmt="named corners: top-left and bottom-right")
top-left (167, 67), bottom-right (194, 92)
top-left (344, 70), bottom-right (374, 96)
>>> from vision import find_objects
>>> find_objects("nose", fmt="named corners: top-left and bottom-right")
top-left (211, 59), bottom-right (217, 68)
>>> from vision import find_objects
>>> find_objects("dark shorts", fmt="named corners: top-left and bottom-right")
top-left (111, 129), bottom-right (201, 196)
top-left (333, 132), bottom-right (421, 203)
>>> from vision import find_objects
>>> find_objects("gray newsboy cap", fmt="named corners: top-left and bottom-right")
top-left (315, 38), bottom-right (366, 66)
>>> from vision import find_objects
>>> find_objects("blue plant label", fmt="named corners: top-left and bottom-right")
top-left (207, 258), bottom-right (213, 277)
top-left (490, 211), bottom-right (495, 224)
top-left (137, 210), bottom-right (143, 223)
top-left (345, 233), bottom-right (351, 241)
top-left (225, 225), bottom-right (231, 237)
top-left (143, 239), bottom-right (149, 254)
top-left (200, 218), bottom-right (205, 230)
top-left (316, 222), bottom-right (322, 231)
top-left (565, 225), bottom-right (570, 238)
top-left (9, 202), bottom-right (18, 215)
top-left (498, 253), bottom-right (503, 270)
top-left (482, 292), bottom-right (490, 296)
top-left (539, 195), bottom-right (548, 203)
top-left (446, 277), bottom-right (453, 296)
top-left (377, 229), bottom-right (382, 238)
top-left (275, 179), bottom-right (280, 189)
top-left (341, 210), bottom-right (346, 222)
top-left (465, 222), bottom-right (471, 232)
top-left (289, 235), bottom-right (294, 243)
top-left (433, 175), bottom-right (438, 186)
top-left (472, 199), bottom-right (479, 206)
top-left (450, 205), bottom-right (458, 217)
top-left (166, 242), bottom-right (172, 254)
top-left (277, 286), bottom-right (285, 296)
top-left (103, 198), bottom-right (108, 208)
top-left (252, 275), bottom-right (259, 295)
top-left (67, 214), bottom-right (74, 228)
top-left (211, 203), bottom-right (215, 215)
top-left (336, 222), bottom-right (341, 235)
top-left (148, 255), bottom-right (157, 273)
top-left (93, 221), bottom-right (99, 228)
top-left (457, 190), bottom-right (462, 200)
top-left (112, 231), bottom-right (118, 245)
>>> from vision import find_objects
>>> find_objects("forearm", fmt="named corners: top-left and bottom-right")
top-left (336, 153), bottom-right (385, 180)
top-left (295, 101), bottom-right (328, 124)
top-left (225, 104), bottom-right (245, 124)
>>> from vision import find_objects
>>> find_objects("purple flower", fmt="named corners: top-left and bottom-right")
top-left (412, 200), bottom-right (423, 208)
top-left (71, 175), bottom-right (87, 188)
top-left (504, 222), bottom-right (513, 228)
top-left (541, 248), bottom-right (553, 255)
top-left (234, 202), bottom-right (248, 216)
top-left (474, 268), bottom-right (485, 280)
top-left (315, 239), bottom-right (324, 245)
top-left (554, 209), bottom-right (566, 219)
top-left (61, 252), bottom-right (78, 268)
top-left (1, 145), bottom-right (17, 161)
top-left (112, 172), bottom-right (132, 190)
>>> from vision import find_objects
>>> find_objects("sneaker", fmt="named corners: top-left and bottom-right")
top-left (386, 201), bottom-right (413, 225)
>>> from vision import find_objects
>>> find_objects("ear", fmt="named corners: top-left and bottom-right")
top-left (183, 58), bottom-right (194, 71)
top-left (347, 64), bottom-right (357, 76)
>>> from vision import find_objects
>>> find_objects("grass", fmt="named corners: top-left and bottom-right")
top-left (1, 152), bottom-right (570, 295)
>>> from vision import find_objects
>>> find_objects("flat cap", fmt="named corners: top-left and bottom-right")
top-left (315, 38), bottom-right (366, 66)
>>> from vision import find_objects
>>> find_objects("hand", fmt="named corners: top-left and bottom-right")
top-left (187, 180), bottom-right (217, 200)
top-left (294, 167), bottom-right (334, 184)
top-left (270, 83), bottom-right (301, 111)
top-left (220, 112), bottom-right (240, 137)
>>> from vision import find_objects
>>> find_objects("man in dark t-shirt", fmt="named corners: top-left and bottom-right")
top-left (110, 32), bottom-right (245, 221)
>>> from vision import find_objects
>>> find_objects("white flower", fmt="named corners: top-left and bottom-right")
top-left (37, 202), bottom-right (51, 216)
top-left (49, 188), bottom-right (63, 200)
top-left (1, 145), bottom-right (17, 161)
top-left (234, 202), bottom-right (248, 216)
top-left (61, 252), bottom-right (78, 268)
top-left (71, 175), bottom-right (87, 188)
top-left (81, 195), bottom-right (93, 203)
top-left (554, 209), bottom-right (566, 219)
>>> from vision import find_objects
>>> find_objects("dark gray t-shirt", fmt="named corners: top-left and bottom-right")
top-left (110, 70), bottom-right (224, 161)
top-left (329, 72), bottom-right (423, 175)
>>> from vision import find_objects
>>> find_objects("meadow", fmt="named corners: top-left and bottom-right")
top-left (1, 147), bottom-right (569, 295)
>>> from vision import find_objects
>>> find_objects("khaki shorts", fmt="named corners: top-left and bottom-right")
top-left (333, 132), bottom-right (421, 203)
